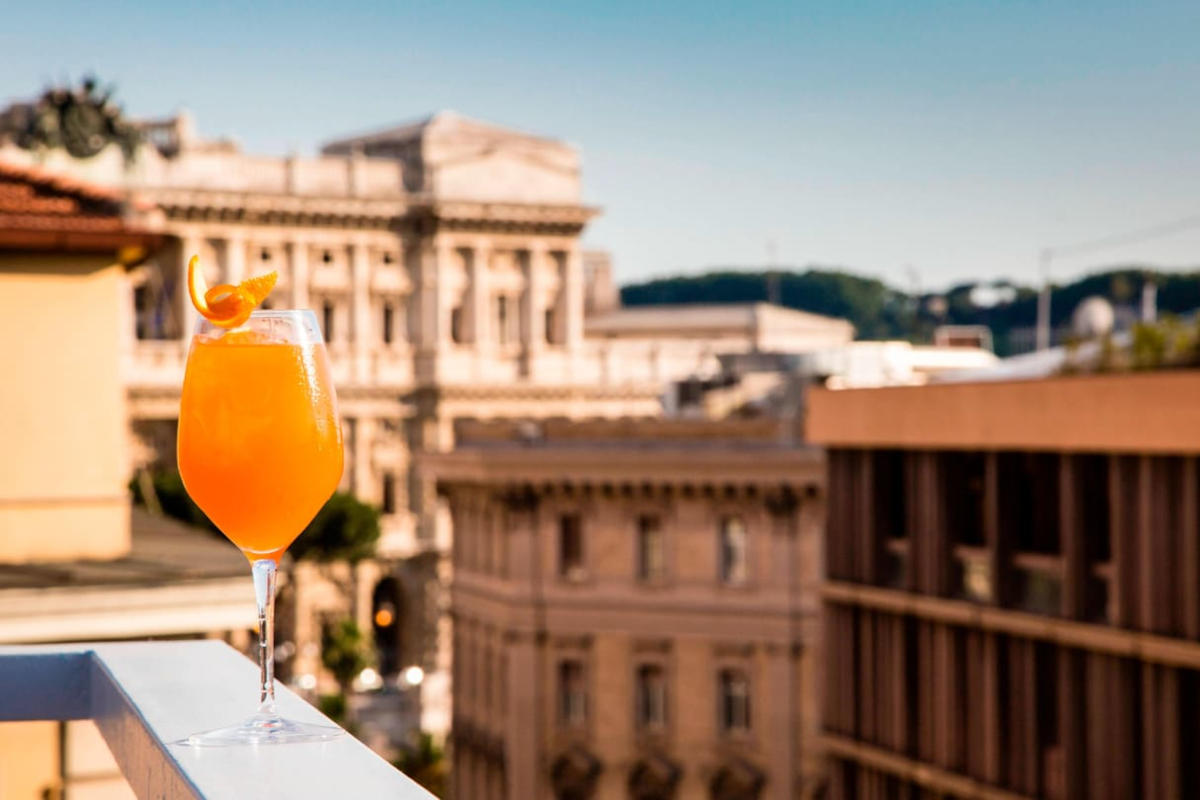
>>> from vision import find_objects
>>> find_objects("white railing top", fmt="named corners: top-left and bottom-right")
top-left (0, 640), bottom-right (434, 800)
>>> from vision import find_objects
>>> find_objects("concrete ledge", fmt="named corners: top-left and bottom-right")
top-left (0, 641), bottom-right (433, 800)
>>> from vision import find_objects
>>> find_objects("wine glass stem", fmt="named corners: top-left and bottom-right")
top-left (252, 558), bottom-right (278, 716)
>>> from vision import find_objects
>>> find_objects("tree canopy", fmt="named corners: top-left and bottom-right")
top-left (620, 265), bottom-right (1200, 356)
top-left (289, 491), bottom-right (381, 563)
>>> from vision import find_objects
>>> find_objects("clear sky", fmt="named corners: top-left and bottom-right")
top-left (3, 0), bottom-right (1199, 290)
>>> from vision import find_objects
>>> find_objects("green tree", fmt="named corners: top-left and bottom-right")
top-left (129, 470), bottom-right (219, 534)
top-left (394, 733), bottom-right (448, 798)
top-left (289, 491), bottom-right (381, 563)
top-left (321, 618), bottom-right (374, 695)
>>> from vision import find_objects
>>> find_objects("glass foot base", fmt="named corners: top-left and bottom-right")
top-left (184, 713), bottom-right (344, 746)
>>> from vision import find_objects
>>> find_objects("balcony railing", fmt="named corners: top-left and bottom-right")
top-left (0, 640), bottom-right (433, 799)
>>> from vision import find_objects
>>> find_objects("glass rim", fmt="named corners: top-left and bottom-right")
top-left (245, 309), bottom-right (318, 320)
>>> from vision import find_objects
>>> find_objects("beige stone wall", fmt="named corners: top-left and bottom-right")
top-left (0, 254), bottom-right (130, 562)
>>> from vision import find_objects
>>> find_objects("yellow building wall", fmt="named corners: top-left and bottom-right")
top-left (0, 254), bottom-right (131, 561)
top-left (0, 721), bottom-right (59, 799)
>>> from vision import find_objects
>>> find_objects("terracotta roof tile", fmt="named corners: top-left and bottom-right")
top-left (0, 160), bottom-right (126, 204)
top-left (0, 159), bottom-right (161, 254)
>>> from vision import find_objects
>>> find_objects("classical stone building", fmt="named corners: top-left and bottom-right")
top-left (0, 91), bottom-right (854, 738)
top-left (807, 372), bottom-right (1200, 800)
top-left (425, 419), bottom-right (826, 800)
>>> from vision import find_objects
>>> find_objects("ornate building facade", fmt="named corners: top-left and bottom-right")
top-left (425, 419), bottom-right (827, 800)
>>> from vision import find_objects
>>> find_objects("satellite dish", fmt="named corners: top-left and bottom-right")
top-left (1071, 296), bottom-right (1115, 339)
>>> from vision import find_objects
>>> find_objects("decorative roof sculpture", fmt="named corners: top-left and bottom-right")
top-left (2, 76), bottom-right (142, 162)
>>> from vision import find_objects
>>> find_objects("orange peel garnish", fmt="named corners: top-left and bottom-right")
top-left (187, 254), bottom-right (277, 329)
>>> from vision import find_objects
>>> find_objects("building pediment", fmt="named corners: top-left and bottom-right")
top-left (323, 110), bottom-right (582, 204)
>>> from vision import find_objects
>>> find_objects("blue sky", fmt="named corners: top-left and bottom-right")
top-left (3, 0), bottom-right (1200, 289)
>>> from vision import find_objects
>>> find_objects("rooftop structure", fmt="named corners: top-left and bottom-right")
top-left (807, 370), bottom-right (1200, 799)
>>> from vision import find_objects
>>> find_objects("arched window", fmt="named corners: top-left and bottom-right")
top-left (321, 300), bottom-right (335, 341)
top-left (558, 659), bottom-right (587, 726)
top-left (559, 514), bottom-right (585, 581)
top-left (371, 577), bottom-right (403, 677)
top-left (382, 303), bottom-right (395, 344)
top-left (717, 669), bottom-right (750, 733)
top-left (637, 515), bottom-right (665, 582)
top-left (635, 664), bottom-right (667, 730)
top-left (719, 517), bottom-right (747, 585)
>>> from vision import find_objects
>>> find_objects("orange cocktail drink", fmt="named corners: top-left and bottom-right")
top-left (177, 256), bottom-right (346, 745)
top-left (178, 326), bottom-right (342, 561)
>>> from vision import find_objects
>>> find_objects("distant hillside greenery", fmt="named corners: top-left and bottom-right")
top-left (619, 266), bottom-right (1200, 356)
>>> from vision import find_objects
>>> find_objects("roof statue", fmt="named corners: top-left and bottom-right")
top-left (2, 76), bottom-right (142, 162)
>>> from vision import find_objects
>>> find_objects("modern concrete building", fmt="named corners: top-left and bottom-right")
top-left (807, 371), bottom-right (1200, 800)
top-left (425, 419), bottom-right (827, 800)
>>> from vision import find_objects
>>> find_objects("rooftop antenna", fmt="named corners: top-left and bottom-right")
top-left (765, 239), bottom-right (780, 305)
top-left (1036, 249), bottom-right (1052, 351)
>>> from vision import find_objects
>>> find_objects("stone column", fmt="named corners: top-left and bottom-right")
top-left (223, 233), bottom-right (245, 284)
top-left (563, 244), bottom-right (584, 349)
top-left (505, 630), bottom-right (541, 800)
top-left (416, 241), bottom-right (452, 350)
top-left (290, 240), bottom-right (310, 309)
top-left (352, 240), bottom-right (371, 382)
top-left (178, 235), bottom-right (203, 341)
top-left (352, 415), bottom-right (376, 503)
top-left (469, 243), bottom-right (491, 346)
top-left (524, 244), bottom-right (545, 349)
top-left (434, 242), bottom-right (456, 348)
top-left (411, 241), bottom-right (439, 383)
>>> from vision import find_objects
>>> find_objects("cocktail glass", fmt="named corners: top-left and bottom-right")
top-left (177, 310), bottom-right (344, 745)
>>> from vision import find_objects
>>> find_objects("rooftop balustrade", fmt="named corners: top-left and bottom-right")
top-left (0, 640), bottom-right (433, 799)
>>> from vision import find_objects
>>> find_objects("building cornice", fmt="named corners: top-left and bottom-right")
top-left (412, 200), bottom-right (599, 236)
top-left (143, 187), bottom-right (599, 235)
top-left (430, 383), bottom-right (662, 402)
top-left (424, 446), bottom-right (824, 490)
top-left (808, 369), bottom-right (1200, 453)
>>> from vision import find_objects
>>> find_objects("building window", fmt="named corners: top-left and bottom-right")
top-left (321, 250), bottom-right (333, 264)
top-left (260, 248), bottom-right (271, 262)
top-left (383, 252), bottom-right (394, 265)
top-left (322, 300), bottom-right (335, 341)
top-left (450, 306), bottom-right (465, 344)
top-left (559, 514), bottom-right (584, 580)
top-left (559, 659), bottom-right (587, 726)
top-left (943, 451), bottom-right (986, 547)
top-left (637, 515), bottom-right (665, 582)
top-left (545, 307), bottom-right (557, 344)
top-left (718, 669), bottom-right (751, 733)
top-left (635, 664), bottom-right (667, 731)
top-left (381, 472), bottom-right (396, 515)
top-left (496, 296), bottom-right (510, 345)
top-left (719, 517), bottom-right (748, 585)
top-left (382, 303), bottom-right (395, 344)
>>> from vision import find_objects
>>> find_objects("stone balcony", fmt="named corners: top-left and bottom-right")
top-left (0, 641), bottom-right (432, 799)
